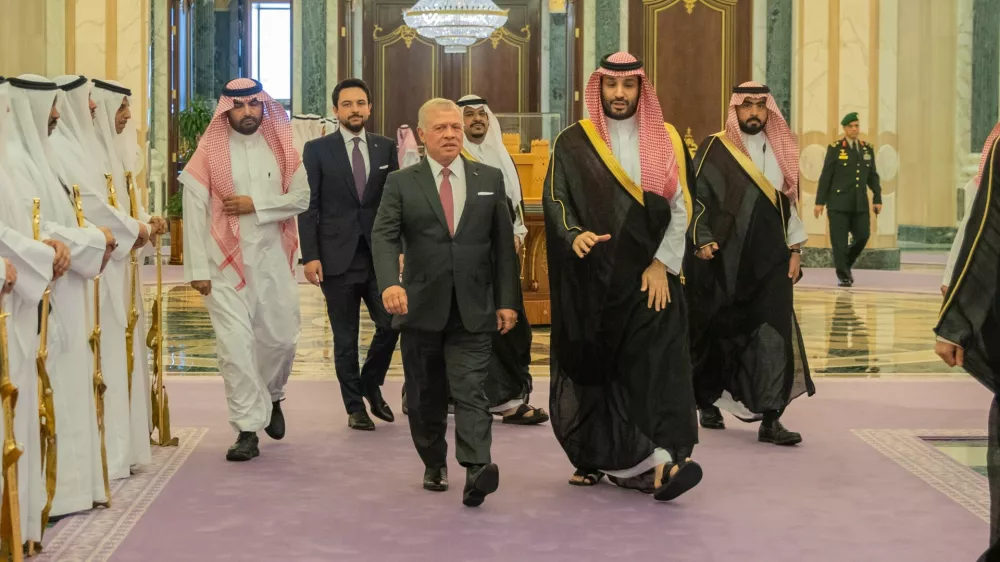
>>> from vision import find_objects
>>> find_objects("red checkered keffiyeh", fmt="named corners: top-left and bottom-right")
top-left (975, 122), bottom-right (1000, 189)
top-left (183, 78), bottom-right (300, 290)
top-left (725, 81), bottom-right (800, 203)
top-left (584, 52), bottom-right (679, 200)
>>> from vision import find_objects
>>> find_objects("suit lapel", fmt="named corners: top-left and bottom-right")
top-left (416, 160), bottom-right (451, 234)
top-left (331, 132), bottom-right (361, 203)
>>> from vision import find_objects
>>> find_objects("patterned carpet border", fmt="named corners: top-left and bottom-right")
top-left (853, 429), bottom-right (988, 522)
top-left (36, 428), bottom-right (207, 562)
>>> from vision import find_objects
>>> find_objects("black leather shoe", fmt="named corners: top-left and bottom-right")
top-left (699, 406), bottom-right (725, 430)
top-left (348, 411), bottom-right (376, 431)
top-left (758, 420), bottom-right (802, 446)
top-left (367, 390), bottom-right (395, 423)
top-left (226, 432), bottom-right (259, 461)
top-left (463, 463), bottom-right (499, 507)
top-left (423, 467), bottom-right (448, 492)
top-left (264, 401), bottom-right (285, 440)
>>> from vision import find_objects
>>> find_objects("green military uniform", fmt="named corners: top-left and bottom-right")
top-left (816, 114), bottom-right (881, 284)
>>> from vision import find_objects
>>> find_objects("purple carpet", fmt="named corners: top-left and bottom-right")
top-left (56, 377), bottom-right (990, 561)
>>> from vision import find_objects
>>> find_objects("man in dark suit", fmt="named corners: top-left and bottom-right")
top-left (299, 78), bottom-right (400, 430)
top-left (372, 98), bottom-right (519, 507)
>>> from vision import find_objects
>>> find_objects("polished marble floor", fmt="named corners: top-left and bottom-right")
top-left (146, 283), bottom-right (964, 378)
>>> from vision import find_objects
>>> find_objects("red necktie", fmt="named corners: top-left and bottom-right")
top-left (440, 167), bottom-right (454, 235)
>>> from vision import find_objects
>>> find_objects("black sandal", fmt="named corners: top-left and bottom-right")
top-left (568, 469), bottom-right (604, 486)
top-left (502, 404), bottom-right (549, 425)
top-left (653, 460), bottom-right (703, 501)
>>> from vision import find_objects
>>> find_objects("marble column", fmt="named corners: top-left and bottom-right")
top-left (955, 0), bottom-right (977, 221)
top-left (971, 0), bottom-right (999, 151)
top-left (897, 0), bottom-right (957, 233)
top-left (300, 0), bottom-right (327, 115)
top-left (766, 0), bottom-right (793, 127)
top-left (795, 0), bottom-right (901, 270)
top-left (75, 0), bottom-right (108, 79)
top-left (193, 0), bottom-right (216, 99)
top-left (549, 11), bottom-right (569, 126)
top-left (151, 0), bottom-right (170, 214)
top-left (581, 0), bottom-right (595, 117)
top-left (752, 0), bottom-right (768, 83)
top-left (594, 0), bottom-right (618, 63)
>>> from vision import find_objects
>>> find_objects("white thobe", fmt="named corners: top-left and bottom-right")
top-left (0, 217), bottom-right (54, 542)
top-left (606, 116), bottom-right (689, 275)
top-left (598, 117), bottom-right (688, 477)
top-left (180, 129), bottom-right (309, 432)
top-left (942, 177), bottom-right (978, 287)
top-left (464, 141), bottom-right (529, 241)
top-left (740, 131), bottom-right (808, 246)
top-left (5, 147), bottom-right (111, 515)
top-left (53, 139), bottom-right (146, 480)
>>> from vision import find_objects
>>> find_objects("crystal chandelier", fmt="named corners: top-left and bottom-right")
top-left (403, 0), bottom-right (509, 53)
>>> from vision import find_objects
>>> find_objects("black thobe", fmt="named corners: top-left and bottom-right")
top-left (685, 133), bottom-right (814, 414)
top-left (936, 136), bottom-right (1000, 560)
top-left (542, 120), bottom-right (698, 475)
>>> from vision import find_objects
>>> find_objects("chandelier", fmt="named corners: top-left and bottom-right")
top-left (403, 0), bottom-right (509, 53)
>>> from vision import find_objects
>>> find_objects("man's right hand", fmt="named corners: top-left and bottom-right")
top-left (43, 239), bottom-right (70, 279)
top-left (813, 205), bottom-right (825, 218)
top-left (695, 243), bottom-right (719, 260)
top-left (382, 285), bottom-right (408, 315)
top-left (133, 222), bottom-right (150, 250)
top-left (2, 259), bottom-right (16, 294)
top-left (304, 260), bottom-right (323, 286)
top-left (190, 280), bottom-right (212, 296)
top-left (572, 232), bottom-right (611, 258)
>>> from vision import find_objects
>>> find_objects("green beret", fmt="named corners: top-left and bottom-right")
top-left (841, 112), bottom-right (859, 126)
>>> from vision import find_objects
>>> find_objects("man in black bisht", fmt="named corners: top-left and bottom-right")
top-left (935, 121), bottom-right (1000, 562)
top-left (685, 82), bottom-right (814, 446)
top-left (542, 52), bottom-right (701, 501)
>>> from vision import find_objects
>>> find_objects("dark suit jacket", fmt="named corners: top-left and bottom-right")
top-left (372, 156), bottom-right (519, 334)
top-left (298, 131), bottom-right (399, 276)
top-left (815, 137), bottom-right (882, 212)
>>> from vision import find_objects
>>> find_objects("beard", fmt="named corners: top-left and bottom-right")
top-left (738, 117), bottom-right (764, 135)
top-left (229, 115), bottom-right (262, 135)
top-left (340, 114), bottom-right (366, 133)
top-left (466, 123), bottom-right (487, 141)
top-left (602, 96), bottom-right (639, 121)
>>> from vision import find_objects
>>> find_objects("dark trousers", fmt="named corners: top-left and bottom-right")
top-left (321, 242), bottom-right (399, 415)
top-left (402, 294), bottom-right (493, 470)
top-left (828, 210), bottom-right (870, 279)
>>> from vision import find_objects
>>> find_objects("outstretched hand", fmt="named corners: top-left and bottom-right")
top-left (640, 259), bottom-right (671, 312)
top-left (572, 232), bottom-right (610, 258)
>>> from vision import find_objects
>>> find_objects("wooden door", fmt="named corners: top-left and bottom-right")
top-left (362, 0), bottom-right (541, 136)
top-left (628, 0), bottom-right (752, 154)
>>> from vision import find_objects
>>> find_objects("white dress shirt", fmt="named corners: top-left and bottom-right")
top-left (465, 141), bottom-right (529, 240)
top-left (741, 131), bottom-right (807, 246)
top-left (607, 116), bottom-right (688, 275)
top-left (427, 156), bottom-right (468, 231)
top-left (340, 127), bottom-right (370, 181)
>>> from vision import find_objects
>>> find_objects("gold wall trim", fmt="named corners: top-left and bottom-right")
top-left (106, 0), bottom-right (118, 79)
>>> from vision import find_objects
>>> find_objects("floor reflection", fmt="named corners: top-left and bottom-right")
top-left (146, 285), bottom-right (965, 378)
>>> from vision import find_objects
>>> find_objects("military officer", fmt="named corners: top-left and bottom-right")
top-left (814, 112), bottom-right (882, 287)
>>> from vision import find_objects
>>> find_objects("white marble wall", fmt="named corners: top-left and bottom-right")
top-left (875, 0), bottom-right (897, 236)
top-left (45, 0), bottom-right (66, 76)
top-left (794, 0), bottom-right (830, 240)
top-left (151, 0), bottom-right (170, 214)
top-left (541, 0), bottom-right (551, 113)
top-left (955, 0), bottom-right (977, 196)
top-left (752, 0), bottom-right (768, 83)
top-left (838, 0), bottom-right (869, 135)
top-left (618, 0), bottom-right (628, 52)
top-left (75, 0), bottom-right (108, 79)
